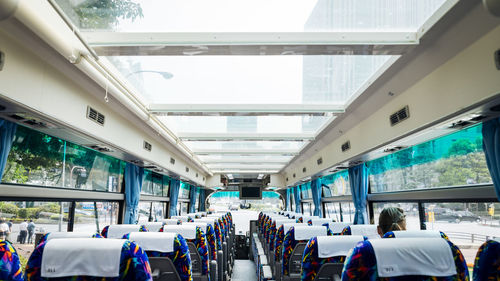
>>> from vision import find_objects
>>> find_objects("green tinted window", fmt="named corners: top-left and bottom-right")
top-left (367, 124), bottom-right (492, 192)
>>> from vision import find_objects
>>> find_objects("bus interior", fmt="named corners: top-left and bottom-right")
top-left (0, 0), bottom-right (500, 281)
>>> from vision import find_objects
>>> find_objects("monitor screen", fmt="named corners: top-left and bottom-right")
top-left (239, 186), bottom-right (262, 200)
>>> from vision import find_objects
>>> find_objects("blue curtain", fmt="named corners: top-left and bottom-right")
top-left (124, 163), bottom-right (144, 224)
top-left (349, 164), bottom-right (369, 224)
top-left (199, 188), bottom-right (206, 211)
top-left (0, 119), bottom-right (17, 179)
top-left (189, 186), bottom-right (198, 213)
top-left (286, 188), bottom-right (291, 211)
top-left (482, 118), bottom-right (500, 200)
top-left (169, 179), bottom-right (181, 217)
top-left (293, 185), bottom-right (302, 213)
top-left (311, 179), bottom-right (322, 217)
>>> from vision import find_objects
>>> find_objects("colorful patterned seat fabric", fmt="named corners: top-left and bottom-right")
top-left (0, 240), bottom-right (23, 281)
top-left (473, 239), bottom-right (500, 281)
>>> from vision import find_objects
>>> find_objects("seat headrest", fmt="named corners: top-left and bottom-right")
top-left (128, 232), bottom-right (176, 253)
top-left (45, 231), bottom-right (98, 241)
top-left (369, 238), bottom-right (457, 277)
top-left (143, 222), bottom-right (164, 232)
top-left (195, 218), bottom-right (218, 225)
top-left (317, 235), bottom-right (365, 258)
top-left (184, 222), bottom-right (208, 229)
top-left (171, 216), bottom-right (189, 222)
top-left (162, 225), bottom-right (198, 239)
top-left (41, 238), bottom-right (124, 278)
top-left (282, 223), bottom-right (303, 233)
top-left (326, 222), bottom-right (351, 233)
top-left (348, 225), bottom-right (379, 239)
top-left (107, 224), bottom-right (143, 238)
top-left (293, 225), bottom-right (327, 240)
top-left (310, 218), bottom-right (332, 225)
top-left (161, 218), bottom-right (181, 225)
top-left (387, 230), bottom-right (443, 238)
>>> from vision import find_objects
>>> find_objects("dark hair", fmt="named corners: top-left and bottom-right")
top-left (378, 207), bottom-right (406, 234)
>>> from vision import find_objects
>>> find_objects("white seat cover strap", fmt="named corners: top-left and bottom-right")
top-left (317, 235), bottom-right (364, 258)
top-left (41, 238), bottom-right (124, 278)
top-left (370, 238), bottom-right (457, 277)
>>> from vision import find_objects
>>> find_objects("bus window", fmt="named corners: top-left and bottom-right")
top-left (73, 201), bottom-right (119, 232)
top-left (372, 202), bottom-right (420, 230)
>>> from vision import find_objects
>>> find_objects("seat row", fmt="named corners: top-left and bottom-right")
top-left (256, 211), bottom-right (500, 281)
top-left (0, 211), bottom-right (234, 281)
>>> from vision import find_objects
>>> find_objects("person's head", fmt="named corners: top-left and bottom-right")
top-left (377, 207), bottom-right (406, 237)
top-left (29, 220), bottom-right (33, 222)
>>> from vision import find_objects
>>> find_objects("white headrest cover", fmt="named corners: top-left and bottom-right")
top-left (128, 232), bottom-right (176, 253)
top-left (185, 222), bottom-right (208, 230)
top-left (282, 223), bottom-right (303, 234)
top-left (143, 222), bottom-right (164, 232)
top-left (196, 218), bottom-right (218, 225)
top-left (163, 225), bottom-right (198, 239)
top-left (161, 219), bottom-right (181, 225)
top-left (107, 225), bottom-right (142, 238)
top-left (171, 216), bottom-right (189, 222)
top-left (310, 219), bottom-right (332, 226)
top-left (326, 222), bottom-right (350, 233)
top-left (274, 219), bottom-right (292, 226)
top-left (46, 232), bottom-right (97, 241)
top-left (41, 238), bottom-right (124, 278)
top-left (317, 236), bottom-right (364, 258)
top-left (392, 230), bottom-right (442, 238)
top-left (349, 225), bottom-right (379, 239)
top-left (293, 226), bottom-right (327, 240)
top-left (370, 238), bottom-right (457, 277)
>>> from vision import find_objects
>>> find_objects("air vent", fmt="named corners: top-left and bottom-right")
top-left (143, 165), bottom-right (158, 169)
top-left (130, 160), bottom-right (143, 165)
top-left (170, 157), bottom-right (176, 165)
top-left (293, 173), bottom-right (296, 178)
top-left (143, 141), bottom-right (152, 152)
top-left (302, 167), bottom-right (307, 173)
top-left (88, 145), bottom-right (113, 153)
top-left (350, 160), bottom-right (363, 167)
top-left (185, 167), bottom-right (190, 173)
top-left (203, 177), bottom-right (205, 181)
top-left (87, 106), bottom-right (105, 126)
top-left (0, 105), bottom-right (6, 111)
top-left (9, 114), bottom-right (24, 120)
top-left (341, 141), bottom-right (351, 152)
top-left (317, 157), bottom-right (323, 165)
top-left (390, 106), bottom-right (409, 126)
top-left (196, 173), bottom-right (199, 178)
top-left (286, 177), bottom-right (289, 181)
top-left (383, 146), bottom-right (407, 153)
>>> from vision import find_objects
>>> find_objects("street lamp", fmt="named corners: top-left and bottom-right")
top-left (126, 70), bottom-right (174, 80)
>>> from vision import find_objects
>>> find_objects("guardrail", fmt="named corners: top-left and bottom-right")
top-left (446, 231), bottom-right (499, 244)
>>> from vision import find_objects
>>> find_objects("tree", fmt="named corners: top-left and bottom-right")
top-left (56, 0), bottom-right (144, 30)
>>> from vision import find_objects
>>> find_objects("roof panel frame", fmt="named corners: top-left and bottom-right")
top-left (149, 104), bottom-right (344, 115)
top-left (178, 133), bottom-right (315, 141)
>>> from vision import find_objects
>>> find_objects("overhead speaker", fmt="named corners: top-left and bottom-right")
top-left (483, 0), bottom-right (500, 17)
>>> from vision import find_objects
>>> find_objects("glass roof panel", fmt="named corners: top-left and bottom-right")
top-left (198, 155), bottom-right (294, 163)
top-left (184, 141), bottom-right (307, 151)
top-left (107, 55), bottom-right (394, 105)
top-left (160, 116), bottom-right (333, 135)
top-left (56, 0), bottom-right (447, 32)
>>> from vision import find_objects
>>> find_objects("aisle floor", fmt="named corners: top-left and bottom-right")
top-left (231, 260), bottom-right (258, 281)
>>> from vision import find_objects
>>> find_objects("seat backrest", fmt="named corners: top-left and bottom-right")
top-left (341, 225), bottom-right (379, 239)
top-left (302, 235), bottom-right (364, 281)
top-left (124, 232), bottom-right (192, 281)
top-left (149, 257), bottom-right (181, 281)
top-left (309, 218), bottom-right (333, 226)
top-left (282, 225), bottom-right (329, 276)
top-left (25, 238), bottom-right (152, 281)
top-left (289, 242), bottom-right (307, 275)
top-left (38, 231), bottom-right (101, 245)
top-left (101, 224), bottom-right (147, 238)
top-left (185, 221), bottom-right (217, 260)
top-left (196, 218), bottom-right (222, 251)
top-left (274, 222), bottom-right (302, 262)
top-left (341, 238), bottom-right (469, 280)
top-left (0, 240), bottom-right (23, 281)
top-left (473, 239), bottom-right (500, 281)
top-left (163, 225), bottom-right (210, 276)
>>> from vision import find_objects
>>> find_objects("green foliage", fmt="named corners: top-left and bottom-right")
top-left (0, 202), bottom-right (19, 216)
top-left (17, 208), bottom-right (38, 219)
top-left (446, 139), bottom-right (478, 157)
top-left (436, 152), bottom-right (491, 186)
top-left (57, 0), bottom-right (144, 29)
